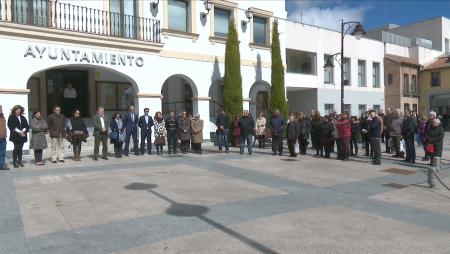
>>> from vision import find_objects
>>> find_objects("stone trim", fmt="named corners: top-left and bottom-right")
top-left (137, 93), bottom-right (163, 98)
top-left (161, 29), bottom-right (200, 42)
top-left (192, 96), bottom-right (211, 101)
top-left (0, 88), bottom-right (30, 94)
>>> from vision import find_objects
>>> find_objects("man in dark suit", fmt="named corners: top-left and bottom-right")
top-left (138, 108), bottom-right (154, 155)
top-left (123, 105), bottom-right (139, 156)
top-left (93, 107), bottom-right (109, 160)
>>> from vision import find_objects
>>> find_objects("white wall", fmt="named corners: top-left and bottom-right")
top-left (385, 43), bottom-right (410, 57)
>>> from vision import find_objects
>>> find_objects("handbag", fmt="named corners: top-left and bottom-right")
top-left (425, 143), bottom-right (435, 154)
top-left (294, 142), bottom-right (300, 154)
top-left (399, 139), bottom-right (406, 153)
top-left (263, 128), bottom-right (272, 138)
top-left (73, 130), bottom-right (84, 136)
top-left (109, 131), bottom-right (119, 141)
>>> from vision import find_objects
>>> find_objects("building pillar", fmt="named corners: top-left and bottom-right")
top-left (192, 96), bottom-right (211, 141)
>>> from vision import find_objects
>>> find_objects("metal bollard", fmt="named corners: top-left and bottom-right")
top-left (428, 157), bottom-right (441, 188)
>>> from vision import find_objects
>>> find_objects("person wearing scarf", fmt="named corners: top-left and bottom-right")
top-left (7, 105), bottom-right (29, 168)
top-left (153, 112), bottom-right (167, 155)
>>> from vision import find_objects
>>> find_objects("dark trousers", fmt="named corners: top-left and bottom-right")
top-left (370, 138), bottom-right (381, 163)
top-left (0, 138), bottom-right (6, 168)
top-left (180, 140), bottom-right (190, 153)
top-left (392, 136), bottom-right (403, 157)
top-left (336, 138), bottom-right (343, 159)
top-left (167, 130), bottom-right (177, 153)
top-left (34, 149), bottom-right (43, 163)
top-left (156, 144), bottom-right (164, 154)
top-left (404, 135), bottom-right (416, 162)
top-left (338, 137), bottom-right (350, 160)
top-left (192, 143), bottom-right (202, 154)
top-left (350, 134), bottom-right (358, 155)
top-left (287, 139), bottom-right (297, 157)
top-left (363, 135), bottom-right (370, 156)
top-left (384, 132), bottom-right (391, 153)
top-left (240, 134), bottom-right (253, 155)
top-left (12, 141), bottom-right (24, 165)
top-left (257, 135), bottom-right (265, 149)
top-left (272, 135), bottom-right (283, 155)
top-left (72, 137), bottom-right (83, 157)
top-left (323, 143), bottom-right (331, 157)
top-left (114, 143), bottom-right (123, 158)
top-left (94, 134), bottom-right (108, 159)
top-left (140, 130), bottom-right (152, 154)
top-left (298, 137), bottom-right (308, 155)
top-left (124, 131), bottom-right (138, 155)
top-left (217, 129), bottom-right (229, 151)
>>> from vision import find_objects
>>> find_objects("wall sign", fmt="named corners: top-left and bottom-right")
top-left (24, 45), bottom-right (144, 67)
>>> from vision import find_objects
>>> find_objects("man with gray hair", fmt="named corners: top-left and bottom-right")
top-left (0, 105), bottom-right (8, 170)
top-left (238, 110), bottom-right (255, 155)
top-left (402, 109), bottom-right (418, 163)
top-left (93, 107), bottom-right (109, 160)
top-left (390, 108), bottom-right (404, 158)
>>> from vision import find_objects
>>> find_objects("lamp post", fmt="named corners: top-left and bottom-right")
top-left (324, 19), bottom-right (365, 114)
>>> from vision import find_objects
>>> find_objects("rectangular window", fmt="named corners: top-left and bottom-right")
top-left (253, 16), bottom-right (267, 45)
top-left (431, 71), bottom-right (441, 87)
top-left (403, 74), bottom-right (410, 95)
top-left (214, 7), bottom-right (230, 37)
top-left (286, 49), bottom-right (317, 75)
top-left (168, 0), bottom-right (189, 32)
top-left (324, 104), bottom-right (334, 116)
top-left (373, 105), bottom-right (381, 114)
top-left (344, 104), bottom-right (351, 115)
top-left (358, 104), bottom-right (367, 116)
top-left (110, 0), bottom-right (136, 38)
top-left (413, 104), bottom-right (418, 113)
top-left (388, 73), bottom-right (393, 85)
top-left (324, 55), bottom-right (334, 84)
top-left (358, 60), bottom-right (366, 87)
top-left (372, 62), bottom-right (380, 88)
top-left (343, 58), bottom-right (351, 85)
top-left (445, 38), bottom-right (449, 53)
top-left (404, 103), bottom-right (410, 112)
top-left (13, 0), bottom-right (49, 26)
top-left (412, 75), bottom-right (418, 94)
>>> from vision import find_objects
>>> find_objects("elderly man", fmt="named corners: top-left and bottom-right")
top-left (368, 110), bottom-right (382, 165)
top-left (191, 114), bottom-right (204, 154)
top-left (93, 107), bottom-right (109, 161)
top-left (239, 110), bottom-right (255, 155)
top-left (383, 107), bottom-right (393, 153)
top-left (177, 111), bottom-right (191, 154)
top-left (47, 105), bottom-right (66, 163)
top-left (390, 108), bottom-right (404, 158)
top-left (402, 109), bottom-right (418, 163)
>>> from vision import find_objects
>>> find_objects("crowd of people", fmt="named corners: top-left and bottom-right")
top-left (0, 104), bottom-right (446, 171)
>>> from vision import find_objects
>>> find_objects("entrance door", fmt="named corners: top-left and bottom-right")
top-left (256, 91), bottom-right (269, 117)
top-left (46, 70), bottom-right (89, 117)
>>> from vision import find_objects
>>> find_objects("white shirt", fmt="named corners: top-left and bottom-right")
top-left (99, 115), bottom-right (105, 129)
top-left (145, 115), bottom-right (148, 124)
top-left (64, 88), bottom-right (77, 99)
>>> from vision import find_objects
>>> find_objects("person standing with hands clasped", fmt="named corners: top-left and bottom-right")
top-left (367, 110), bottom-right (382, 165)
top-left (138, 108), bottom-right (154, 155)
top-left (8, 105), bottom-right (29, 168)
top-left (123, 105), bottom-right (139, 156)
top-left (269, 109), bottom-right (286, 156)
top-left (93, 107), bottom-right (109, 160)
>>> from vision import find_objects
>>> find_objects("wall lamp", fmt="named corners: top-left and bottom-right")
top-left (201, 0), bottom-right (213, 19)
top-left (241, 8), bottom-right (253, 27)
top-left (151, 0), bottom-right (159, 9)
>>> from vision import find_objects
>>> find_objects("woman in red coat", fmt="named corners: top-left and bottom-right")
top-left (335, 112), bottom-right (352, 161)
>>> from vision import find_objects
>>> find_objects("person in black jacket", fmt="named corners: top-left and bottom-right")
top-left (269, 109), bottom-right (286, 156)
top-left (165, 111), bottom-right (178, 154)
top-left (401, 109), bottom-right (418, 163)
top-left (319, 117), bottom-right (333, 158)
top-left (215, 110), bottom-right (230, 153)
top-left (238, 110), bottom-right (255, 155)
top-left (67, 109), bottom-right (88, 161)
top-left (367, 110), bottom-right (382, 165)
top-left (7, 105), bottom-right (29, 168)
top-left (350, 116), bottom-right (360, 157)
top-left (310, 112), bottom-right (322, 156)
top-left (287, 116), bottom-right (299, 157)
top-left (138, 108), bottom-right (154, 155)
top-left (297, 112), bottom-right (310, 155)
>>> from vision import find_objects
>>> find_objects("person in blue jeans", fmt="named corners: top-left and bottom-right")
top-left (0, 105), bottom-right (8, 170)
top-left (215, 110), bottom-right (230, 153)
top-left (238, 110), bottom-right (255, 155)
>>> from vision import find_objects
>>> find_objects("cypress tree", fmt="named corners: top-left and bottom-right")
top-left (270, 20), bottom-right (288, 117)
top-left (223, 20), bottom-right (243, 125)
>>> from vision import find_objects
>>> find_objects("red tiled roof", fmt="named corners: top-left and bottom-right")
top-left (422, 55), bottom-right (450, 70)
top-left (385, 54), bottom-right (420, 66)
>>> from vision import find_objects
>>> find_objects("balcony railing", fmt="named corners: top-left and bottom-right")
top-left (0, 0), bottom-right (161, 43)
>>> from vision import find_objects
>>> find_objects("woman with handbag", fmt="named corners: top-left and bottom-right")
top-left (286, 116), bottom-right (299, 157)
top-left (110, 112), bottom-right (123, 158)
top-left (153, 111), bottom-right (167, 155)
top-left (425, 118), bottom-right (445, 162)
top-left (319, 117), bottom-right (334, 158)
top-left (7, 105), bottom-right (29, 168)
top-left (67, 109), bottom-right (88, 161)
top-left (255, 113), bottom-right (266, 149)
top-left (30, 111), bottom-right (48, 165)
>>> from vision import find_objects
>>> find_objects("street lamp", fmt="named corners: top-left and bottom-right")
top-left (324, 20), bottom-right (366, 114)
top-left (201, 0), bottom-right (213, 19)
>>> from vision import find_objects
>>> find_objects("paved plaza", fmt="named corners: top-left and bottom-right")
top-left (1, 137), bottom-right (450, 254)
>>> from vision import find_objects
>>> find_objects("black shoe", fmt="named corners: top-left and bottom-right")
top-left (13, 163), bottom-right (19, 168)
top-left (278, 153), bottom-right (282, 156)
top-left (148, 151), bottom-right (152, 155)
top-left (58, 160), bottom-right (65, 163)
top-left (93, 157), bottom-right (98, 161)
top-left (19, 162), bottom-right (25, 167)
top-left (372, 161), bottom-right (381, 165)
top-left (51, 160), bottom-right (57, 163)
top-left (134, 153), bottom-right (140, 156)
top-left (102, 157), bottom-right (108, 160)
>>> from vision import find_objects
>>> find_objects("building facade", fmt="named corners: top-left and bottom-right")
top-left (285, 21), bottom-right (385, 116)
top-left (419, 55), bottom-right (450, 115)
top-left (0, 0), bottom-right (287, 150)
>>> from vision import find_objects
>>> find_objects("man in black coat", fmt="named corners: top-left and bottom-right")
top-left (402, 109), bottom-right (418, 163)
top-left (123, 105), bottom-right (139, 156)
top-left (269, 109), bottom-right (286, 156)
top-left (165, 111), bottom-right (178, 154)
top-left (367, 110), bottom-right (382, 165)
top-left (138, 108), bottom-right (154, 155)
top-left (238, 110), bottom-right (255, 155)
top-left (216, 110), bottom-right (230, 153)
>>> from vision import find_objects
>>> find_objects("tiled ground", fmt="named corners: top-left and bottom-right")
top-left (0, 136), bottom-right (449, 254)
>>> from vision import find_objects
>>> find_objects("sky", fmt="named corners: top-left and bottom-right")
top-left (285, 0), bottom-right (450, 31)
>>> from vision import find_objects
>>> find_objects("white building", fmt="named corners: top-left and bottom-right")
top-left (285, 21), bottom-right (385, 116)
top-left (0, 0), bottom-right (286, 150)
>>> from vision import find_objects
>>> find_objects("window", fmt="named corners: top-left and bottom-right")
top-left (344, 104), bottom-right (351, 115)
top-left (413, 104), bottom-right (418, 113)
top-left (324, 55), bottom-right (334, 84)
top-left (387, 74), bottom-right (393, 85)
top-left (110, 0), bottom-right (137, 38)
top-left (373, 105), bottom-right (381, 114)
top-left (445, 38), bottom-right (449, 53)
top-left (324, 104), bottom-right (334, 116)
top-left (372, 62), bottom-right (380, 88)
top-left (168, 0), bottom-right (189, 32)
top-left (253, 16), bottom-right (267, 45)
top-left (286, 49), bottom-right (317, 75)
top-left (358, 104), bottom-right (367, 116)
top-left (412, 75), bottom-right (418, 94)
top-left (343, 58), bottom-right (351, 85)
top-left (404, 103), bottom-right (410, 112)
top-left (358, 60), bottom-right (366, 87)
top-left (12, 0), bottom-right (49, 26)
top-left (431, 71), bottom-right (441, 87)
top-left (97, 82), bottom-right (134, 112)
top-left (403, 74), bottom-right (410, 95)
top-left (214, 7), bottom-right (231, 37)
